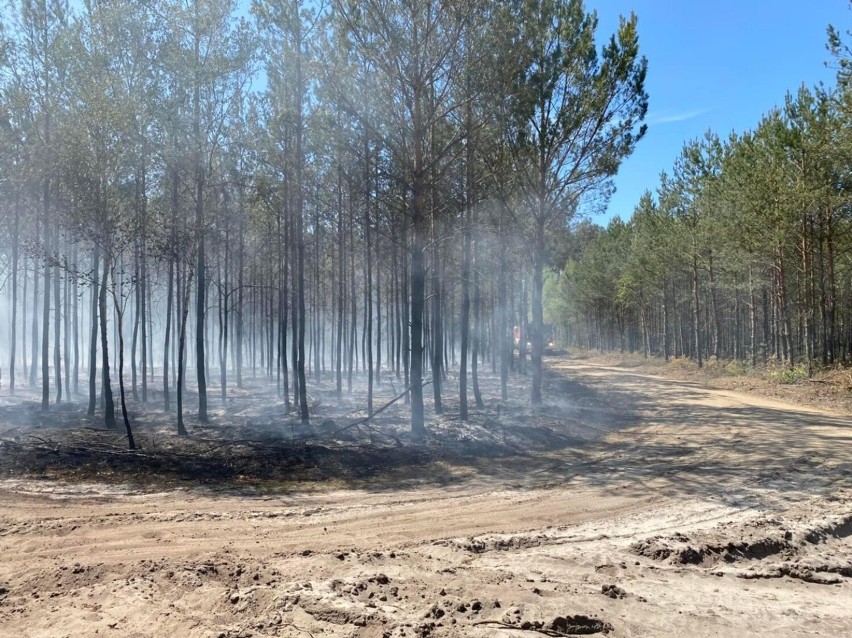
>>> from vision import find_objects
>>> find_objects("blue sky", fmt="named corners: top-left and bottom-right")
top-left (586, 0), bottom-right (848, 224)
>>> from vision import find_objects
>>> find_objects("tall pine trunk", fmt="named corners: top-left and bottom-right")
top-left (498, 220), bottom-right (509, 402)
top-left (691, 249), bottom-right (703, 368)
top-left (30, 223), bottom-right (40, 390)
top-left (53, 233), bottom-right (62, 403)
top-left (110, 269), bottom-right (136, 450)
top-left (164, 258), bottom-right (173, 412)
top-left (409, 82), bottom-right (427, 436)
top-left (88, 248), bottom-right (99, 415)
top-left (530, 214), bottom-right (545, 405)
top-left (472, 238), bottom-right (484, 408)
top-left (41, 220), bottom-right (51, 409)
top-left (193, 20), bottom-right (208, 423)
top-left (9, 195), bottom-right (19, 395)
top-left (99, 254), bottom-right (116, 429)
top-left (364, 138), bottom-right (374, 415)
top-left (459, 190), bottom-right (472, 420)
top-left (176, 263), bottom-right (194, 436)
top-left (336, 165), bottom-right (345, 400)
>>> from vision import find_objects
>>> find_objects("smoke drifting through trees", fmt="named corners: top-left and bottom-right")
top-left (0, 0), bottom-right (647, 446)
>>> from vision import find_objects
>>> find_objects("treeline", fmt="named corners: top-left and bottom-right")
top-left (0, 0), bottom-right (647, 446)
top-left (551, 73), bottom-right (852, 372)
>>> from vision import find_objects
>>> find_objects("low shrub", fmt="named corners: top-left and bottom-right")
top-left (724, 360), bottom-right (751, 376)
top-left (771, 366), bottom-right (808, 385)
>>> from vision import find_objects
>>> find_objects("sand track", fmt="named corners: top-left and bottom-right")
top-left (0, 357), bottom-right (850, 637)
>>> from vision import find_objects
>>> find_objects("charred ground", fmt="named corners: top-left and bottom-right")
top-left (0, 357), bottom-right (627, 490)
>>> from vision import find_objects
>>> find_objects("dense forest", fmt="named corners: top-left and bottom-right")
top-left (0, 0), bottom-right (848, 452)
top-left (547, 23), bottom-right (852, 376)
top-left (0, 0), bottom-right (648, 447)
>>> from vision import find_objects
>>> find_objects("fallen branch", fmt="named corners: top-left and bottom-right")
top-left (49, 445), bottom-right (155, 459)
top-left (27, 436), bottom-right (59, 453)
top-left (329, 380), bottom-right (433, 438)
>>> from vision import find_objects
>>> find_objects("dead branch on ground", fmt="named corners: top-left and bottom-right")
top-left (329, 380), bottom-right (433, 440)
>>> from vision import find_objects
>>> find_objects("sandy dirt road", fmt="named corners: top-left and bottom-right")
top-left (0, 357), bottom-right (850, 637)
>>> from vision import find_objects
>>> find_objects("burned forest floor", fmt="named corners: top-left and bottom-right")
top-left (0, 360), bottom-right (644, 489)
top-left (0, 354), bottom-right (851, 637)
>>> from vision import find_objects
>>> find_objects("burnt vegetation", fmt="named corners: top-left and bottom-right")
top-left (0, 0), bottom-right (648, 459)
top-left (0, 0), bottom-right (850, 472)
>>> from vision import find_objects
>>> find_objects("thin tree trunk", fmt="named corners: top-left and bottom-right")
top-left (294, 12), bottom-right (309, 424)
top-left (88, 248), bottom-right (100, 416)
top-left (826, 210), bottom-right (837, 364)
top-left (471, 237), bottom-right (484, 408)
top-left (279, 206), bottom-right (290, 409)
top-left (801, 215), bottom-right (813, 376)
top-left (193, 17), bottom-right (208, 423)
top-left (459, 192), bottom-right (472, 420)
top-left (236, 190), bottom-right (245, 389)
top-left (9, 195), bottom-right (19, 395)
top-left (708, 249), bottom-right (720, 359)
top-left (30, 223), bottom-right (40, 390)
top-left (777, 248), bottom-right (794, 368)
top-left (749, 264), bottom-right (757, 367)
top-left (42, 221), bottom-right (51, 409)
top-left (348, 194), bottom-right (356, 393)
top-left (662, 281), bottom-right (670, 362)
top-left (733, 272), bottom-right (741, 360)
top-left (691, 250), bottom-right (703, 368)
top-left (72, 247), bottom-right (79, 396)
top-left (110, 268), bottom-right (136, 450)
top-left (375, 216), bottom-right (382, 386)
top-left (164, 257), bottom-right (173, 412)
top-left (336, 165), bottom-right (344, 400)
top-left (140, 192), bottom-right (148, 403)
top-left (176, 262), bottom-right (194, 436)
top-left (132, 251), bottom-right (140, 399)
top-left (430, 220), bottom-right (442, 415)
top-left (519, 277), bottom-right (528, 374)
top-left (314, 196), bottom-right (322, 382)
top-left (531, 214), bottom-right (545, 404)
top-left (498, 224), bottom-right (509, 401)
top-left (220, 225), bottom-right (229, 402)
top-left (56, 237), bottom-right (65, 401)
top-left (22, 258), bottom-right (28, 383)
top-left (99, 253), bottom-right (116, 429)
top-left (410, 81), bottom-right (427, 436)
top-left (364, 137), bottom-right (374, 414)
top-left (402, 220), bottom-right (411, 405)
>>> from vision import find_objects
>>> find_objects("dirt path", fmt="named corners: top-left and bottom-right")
top-left (0, 357), bottom-right (850, 637)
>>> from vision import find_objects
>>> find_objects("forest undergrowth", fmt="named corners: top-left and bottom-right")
top-left (0, 358), bottom-right (601, 491)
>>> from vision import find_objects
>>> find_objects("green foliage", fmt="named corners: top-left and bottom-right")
top-left (548, 74), bottom-right (852, 367)
top-left (772, 366), bottom-right (808, 385)
top-left (724, 359), bottom-right (751, 377)
top-left (506, 0), bottom-right (648, 224)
